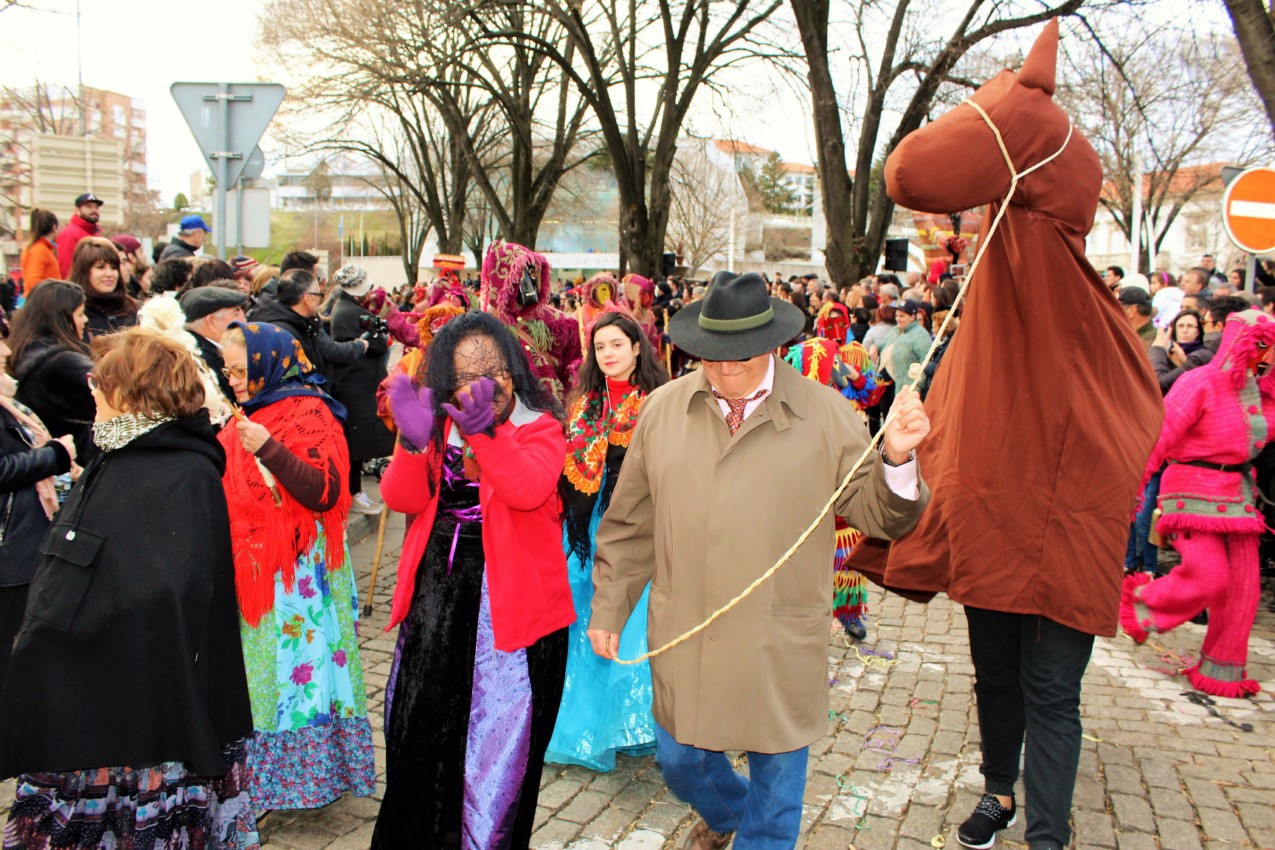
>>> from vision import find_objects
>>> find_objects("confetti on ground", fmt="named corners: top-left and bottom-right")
top-left (854, 646), bottom-right (901, 670)
top-left (1182, 690), bottom-right (1255, 733)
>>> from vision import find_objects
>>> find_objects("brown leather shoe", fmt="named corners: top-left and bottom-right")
top-left (682, 817), bottom-right (734, 850)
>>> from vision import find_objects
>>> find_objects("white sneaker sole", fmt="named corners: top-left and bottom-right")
top-left (957, 812), bottom-right (1018, 849)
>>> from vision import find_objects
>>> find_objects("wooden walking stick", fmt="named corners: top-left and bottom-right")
top-left (362, 503), bottom-right (392, 617)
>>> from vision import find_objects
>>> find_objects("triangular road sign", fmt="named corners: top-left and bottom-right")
top-left (171, 83), bottom-right (286, 187)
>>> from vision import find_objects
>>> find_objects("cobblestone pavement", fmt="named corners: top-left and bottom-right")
top-left (5, 480), bottom-right (1275, 849)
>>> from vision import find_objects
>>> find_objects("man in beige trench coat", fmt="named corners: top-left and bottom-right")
top-left (589, 271), bottom-right (932, 850)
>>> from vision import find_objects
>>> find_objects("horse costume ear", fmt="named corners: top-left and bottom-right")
top-left (1018, 18), bottom-right (1059, 95)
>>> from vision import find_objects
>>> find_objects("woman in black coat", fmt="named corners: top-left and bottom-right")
top-left (8, 280), bottom-right (97, 463)
top-left (0, 337), bottom-right (75, 693)
top-left (328, 266), bottom-right (395, 514)
top-left (0, 328), bottom-right (258, 850)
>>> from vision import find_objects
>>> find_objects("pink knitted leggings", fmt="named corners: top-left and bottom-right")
top-left (1141, 530), bottom-right (1260, 682)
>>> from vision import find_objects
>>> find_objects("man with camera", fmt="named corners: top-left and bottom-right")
top-left (251, 268), bottom-right (370, 373)
top-left (324, 264), bottom-right (396, 515)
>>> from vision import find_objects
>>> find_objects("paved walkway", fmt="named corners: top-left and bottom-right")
top-left (5, 481), bottom-right (1275, 849)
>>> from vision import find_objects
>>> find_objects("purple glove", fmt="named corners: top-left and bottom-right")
top-left (442, 377), bottom-right (496, 436)
top-left (387, 374), bottom-right (435, 450)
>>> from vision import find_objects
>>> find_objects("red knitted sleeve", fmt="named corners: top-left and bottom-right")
top-left (467, 414), bottom-right (565, 511)
top-left (381, 441), bottom-right (440, 515)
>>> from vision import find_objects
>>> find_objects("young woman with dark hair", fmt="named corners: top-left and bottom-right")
top-left (19, 209), bottom-right (60, 292)
top-left (372, 311), bottom-right (573, 849)
top-left (545, 309), bottom-right (668, 771)
top-left (7, 281), bottom-right (96, 462)
top-left (68, 237), bottom-right (138, 339)
top-left (0, 328), bottom-right (75, 697)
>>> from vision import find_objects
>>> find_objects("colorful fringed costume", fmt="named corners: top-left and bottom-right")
top-left (1120, 309), bottom-right (1275, 697)
top-left (482, 241), bottom-right (581, 400)
top-left (576, 274), bottom-right (624, 349)
top-left (838, 341), bottom-right (890, 410)
top-left (784, 337), bottom-right (876, 631)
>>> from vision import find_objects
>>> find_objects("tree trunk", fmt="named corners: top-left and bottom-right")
top-left (790, 0), bottom-right (859, 288)
top-left (1223, 0), bottom-right (1275, 138)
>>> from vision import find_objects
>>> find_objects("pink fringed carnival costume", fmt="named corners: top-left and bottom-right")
top-left (621, 273), bottom-right (662, 351)
top-left (576, 273), bottom-right (624, 350)
top-left (481, 241), bottom-right (582, 400)
top-left (1121, 308), bottom-right (1275, 697)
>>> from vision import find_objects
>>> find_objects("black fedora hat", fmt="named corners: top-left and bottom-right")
top-left (669, 271), bottom-right (806, 360)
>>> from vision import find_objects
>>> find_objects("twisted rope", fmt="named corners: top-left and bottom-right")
top-left (614, 101), bottom-right (1075, 665)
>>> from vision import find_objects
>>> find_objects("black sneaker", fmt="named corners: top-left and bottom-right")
top-left (843, 619), bottom-right (867, 641)
top-left (958, 793), bottom-right (1017, 849)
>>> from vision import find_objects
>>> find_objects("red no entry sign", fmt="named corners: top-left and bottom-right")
top-left (1222, 166), bottom-right (1275, 254)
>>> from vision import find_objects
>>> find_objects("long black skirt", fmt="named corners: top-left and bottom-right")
top-left (372, 517), bottom-right (568, 850)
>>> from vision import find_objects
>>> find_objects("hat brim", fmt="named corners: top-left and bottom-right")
top-left (669, 298), bottom-right (806, 360)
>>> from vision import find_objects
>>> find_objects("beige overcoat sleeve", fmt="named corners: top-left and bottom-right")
top-left (589, 407), bottom-right (655, 634)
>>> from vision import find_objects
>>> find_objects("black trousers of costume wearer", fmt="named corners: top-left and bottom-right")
top-left (965, 607), bottom-right (1094, 850)
top-left (347, 452), bottom-right (362, 496)
top-left (0, 584), bottom-right (28, 693)
top-left (1255, 443), bottom-right (1275, 565)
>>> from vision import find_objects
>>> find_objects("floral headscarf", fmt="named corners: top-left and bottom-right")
top-left (233, 321), bottom-right (347, 421)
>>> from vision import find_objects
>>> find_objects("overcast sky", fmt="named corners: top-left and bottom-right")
top-left (0, 0), bottom-right (1223, 204)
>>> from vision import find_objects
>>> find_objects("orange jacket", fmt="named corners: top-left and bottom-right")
top-left (20, 238), bottom-right (60, 291)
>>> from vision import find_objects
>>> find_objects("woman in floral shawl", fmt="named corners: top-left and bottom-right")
top-left (218, 321), bottom-right (376, 810)
top-left (545, 307), bottom-right (668, 770)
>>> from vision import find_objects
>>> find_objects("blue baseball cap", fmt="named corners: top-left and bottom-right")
top-left (180, 214), bottom-right (211, 232)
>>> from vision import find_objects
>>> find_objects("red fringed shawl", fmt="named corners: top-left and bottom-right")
top-left (219, 395), bottom-right (352, 627)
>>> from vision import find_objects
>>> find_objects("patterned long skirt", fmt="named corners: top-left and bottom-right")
top-left (3, 741), bottom-right (258, 850)
top-left (238, 524), bottom-right (376, 809)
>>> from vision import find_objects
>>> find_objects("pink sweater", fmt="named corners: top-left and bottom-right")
top-left (1145, 310), bottom-right (1275, 535)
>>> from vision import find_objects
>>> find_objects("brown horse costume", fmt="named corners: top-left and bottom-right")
top-left (859, 21), bottom-right (1162, 638)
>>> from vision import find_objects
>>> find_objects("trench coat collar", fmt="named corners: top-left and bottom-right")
top-left (686, 355), bottom-right (809, 435)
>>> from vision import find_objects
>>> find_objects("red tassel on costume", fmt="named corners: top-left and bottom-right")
top-left (1119, 571), bottom-right (1154, 644)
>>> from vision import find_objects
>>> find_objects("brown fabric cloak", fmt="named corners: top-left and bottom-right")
top-left (852, 20), bottom-right (1164, 637)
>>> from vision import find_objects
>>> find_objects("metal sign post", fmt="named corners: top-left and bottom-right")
top-left (171, 83), bottom-right (285, 259)
top-left (236, 146), bottom-right (266, 257)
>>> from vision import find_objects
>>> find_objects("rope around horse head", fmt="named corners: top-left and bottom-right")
top-left (613, 101), bottom-right (1075, 665)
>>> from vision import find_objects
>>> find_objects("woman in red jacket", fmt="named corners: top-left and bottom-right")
top-left (372, 311), bottom-right (573, 850)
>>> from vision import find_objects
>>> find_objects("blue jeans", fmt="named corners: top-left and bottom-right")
top-left (1128, 471), bottom-right (1163, 572)
top-left (655, 723), bottom-right (808, 849)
